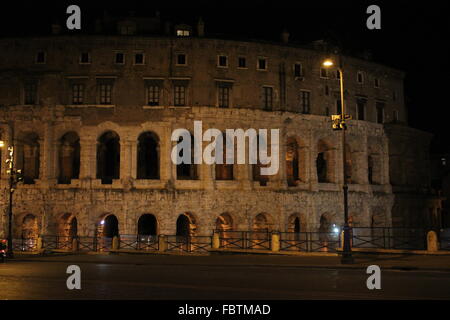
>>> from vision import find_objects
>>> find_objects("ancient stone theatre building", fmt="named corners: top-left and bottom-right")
top-left (0, 15), bottom-right (438, 240)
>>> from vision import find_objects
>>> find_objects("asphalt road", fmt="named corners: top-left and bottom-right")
top-left (1, 254), bottom-right (450, 300)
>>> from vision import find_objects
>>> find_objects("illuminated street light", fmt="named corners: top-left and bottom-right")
top-left (322, 58), bottom-right (354, 264)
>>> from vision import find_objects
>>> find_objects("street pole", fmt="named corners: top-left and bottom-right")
top-left (7, 148), bottom-right (14, 258)
top-left (338, 60), bottom-right (354, 264)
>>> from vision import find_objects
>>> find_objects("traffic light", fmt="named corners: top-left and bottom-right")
top-left (15, 169), bottom-right (24, 183)
top-left (331, 115), bottom-right (342, 130)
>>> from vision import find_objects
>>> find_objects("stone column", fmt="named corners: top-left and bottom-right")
top-left (79, 136), bottom-right (96, 180)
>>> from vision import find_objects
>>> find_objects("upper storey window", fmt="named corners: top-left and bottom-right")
top-left (262, 86), bottom-right (273, 110)
top-left (257, 57), bottom-right (267, 71)
top-left (72, 84), bottom-right (84, 105)
top-left (134, 53), bottom-right (145, 65)
top-left (174, 85), bottom-right (186, 106)
top-left (35, 51), bottom-right (46, 64)
top-left (97, 79), bottom-right (114, 105)
top-left (176, 29), bottom-right (190, 36)
top-left (80, 52), bottom-right (91, 64)
top-left (24, 81), bottom-right (37, 105)
top-left (320, 68), bottom-right (329, 79)
top-left (376, 101), bottom-right (385, 124)
top-left (357, 71), bottom-right (364, 84)
top-left (218, 55), bottom-right (228, 68)
top-left (176, 53), bottom-right (187, 66)
top-left (374, 78), bottom-right (380, 88)
top-left (300, 90), bottom-right (310, 114)
top-left (356, 98), bottom-right (366, 120)
top-left (294, 63), bottom-right (303, 78)
top-left (238, 57), bottom-right (247, 69)
top-left (115, 52), bottom-right (125, 64)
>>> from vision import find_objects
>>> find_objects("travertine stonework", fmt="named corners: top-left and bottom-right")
top-left (0, 31), bottom-right (438, 238)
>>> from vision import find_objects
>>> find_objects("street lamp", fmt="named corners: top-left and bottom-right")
top-left (322, 57), bottom-right (354, 264)
top-left (0, 130), bottom-right (23, 258)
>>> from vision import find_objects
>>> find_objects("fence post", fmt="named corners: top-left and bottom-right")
top-left (158, 235), bottom-right (167, 252)
top-left (72, 237), bottom-right (79, 252)
top-left (427, 230), bottom-right (439, 252)
top-left (271, 232), bottom-right (280, 252)
top-left (212, 232), bottom-right (220, 249)
top-left (112, 236), bottom-right (119, 250)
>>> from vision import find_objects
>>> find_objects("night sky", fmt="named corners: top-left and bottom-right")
top-left (1, 0), bottom-right (448, 153)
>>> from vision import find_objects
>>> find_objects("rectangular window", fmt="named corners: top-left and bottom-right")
top-left (263, 86), bottom-right (273, 110)
top-left (374, 78), bottom-right (380, 88)
top-left (357, 71), bottom-right (364, 84)
top-left (257, 58), bottom-right (267, 71)
top-left (80, 52), bottom-right (90, 64)
top-left (357, 98), bottom-right (366, 120)
top-left (24, 82), bottom-right (37, 105)
top-left (238, 57), bottom-right (247, 68)
top-left (218, 86), bottom-right (229, 108)
top-left (174, 85), bottom-right (186, 106)
top-left (176, 54), bottom-right (187, 65)
top-left (320, 68), bottom-right (328, 78)
top-left (376, 101), bottom-right (385, 124)
top-left (134, 53), bottom-right (144, 65)
top-left (218, 55), bottom-right (228, 67)
top-left (36, 51), bottom-right (46, 64)
top-left (147, 85), bottom-right (160, 106)
top-left (393, 110), bottom-right (399, 122)
top-left (115, 52), bottom-right (124, 64)
top-left (72, 84), bottom-right (84, 104)
top-left (294, 63), bottom-right (302, 77)
top-left (99, 83), bottom-right (112, 105)
top-left (300, 90), bottom-right (310, 114)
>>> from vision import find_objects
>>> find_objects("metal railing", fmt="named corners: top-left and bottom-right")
top-left (119, 234), bottom-right (159, 251)
top-left (41, 235), bottom-right (73, 250)
top-left (439, 229), bottom-right (450, 251)
top-left (352, 227), bottom-right (426, 250)
top-left (215, 231), bottom-right (272, 250)
top-left (279, 232), bottom-right (341, 252)
top-left (165, 235), bottom-right (211, 253)
top-left (76, 236), bottom-right (97, 252)
top-left (12, 238), bottom-right (37, 252)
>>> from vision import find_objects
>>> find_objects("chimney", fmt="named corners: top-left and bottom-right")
top-left (281, 29), bottom-right (289, 43)
top-left (51, 23), bottom-right (62, 35)
top-left (197, 17), bottom-right (205, 37)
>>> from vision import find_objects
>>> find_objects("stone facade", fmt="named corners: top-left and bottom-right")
top-left (0, 30), bottom-right (436, 239)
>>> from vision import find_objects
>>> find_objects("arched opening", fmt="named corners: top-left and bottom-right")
top-left (317, 140), bottom-right (333, 183)
top-left (138, 214), bottom-right (158, 236)
top-left (58, 213), bottom-right (78, 237)
top-left (97, 131), bottom-right (120, 184)
top-left (137, 132), bottom-right (159, 179)
top-left (216, 132), bottom-right (234, 180)
top-left (99, 215), bottom-right (119, 238)
top-left (58, 132), bottom-right (80, 184)
top-left (253, 213), bottom-right (270, 233)
top-left (319, 214), bottom-right (332, 233)
top-left (21, 214), bottom-right (39, 239)
top-left (176, 134), bottom-right (198, 180)
top-left (215, 213), bottom-right (233, 246)
top-left (176, 214), bottom-right (193, 237)
top-left (17, 132), bottom-right (40, 184)
top-left (286, 137), bottom-right (300, 186)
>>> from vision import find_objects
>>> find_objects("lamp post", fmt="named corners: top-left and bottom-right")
top-left (1, 124), bottom-right (22, 258)
top-left (322, 57), bottom-right (354, 264)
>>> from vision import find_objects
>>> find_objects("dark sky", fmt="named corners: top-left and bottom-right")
top-left (1, 0), bottom-right (448, 153)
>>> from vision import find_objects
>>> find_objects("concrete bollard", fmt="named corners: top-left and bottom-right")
top-left (72, 238), bottom-right (79, 252)
top-left (112, 236), bottom-right (120, 250)
top-left (158, 235), bottom-right (167, 252)
top-left (212, 233), bottom-right (220, 249)
top-left (271, 232), bottom-right (280, 252)
top-left (427, 230), bottom-right (439, 252)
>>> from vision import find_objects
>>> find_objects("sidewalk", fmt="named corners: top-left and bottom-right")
top-left (9, 251), bottom-right (450, 272)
